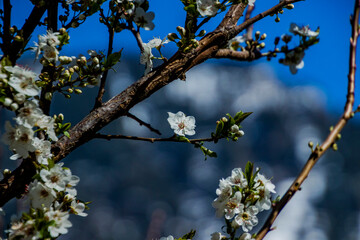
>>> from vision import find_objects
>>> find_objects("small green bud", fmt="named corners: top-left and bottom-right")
top-left (3, 98), bottom-right (12, 107)
top-left (279, 9), bottom-right (284, 14)
top-left (255, 31), bottom-right (260, 40)
top-left (74, 89), bottom-right (82, 94)
top-left (14, 35), bottom-right (23, 42)
top-left (336, 134), bottom-right (341, 140)
top-left (260, 33), bottom-right (267, 40)
top-left (45, 92), bottom-right (53, 101)
top-left (259, 42), bottom-right (265, 48)
top-left (285, 4), bottom-right (295, 10)
top-left (332, 143), bottom-right (338, 151)
top-left (3, 169), bottom-right (11, 176)
top-left (167, 33), bottom-right (179, 41)
top-left (79, 14), bottom-right (86, 20)
top-left (329, 126), bottom-right (334, 131)
top-left (221, 117), bottom-right (228, 122)
top-left (59, 28), bottom-right (67, 34)
top-left (198, 30), bottom-right (206, 37)
top-left (308, 141), bottom-right (314, 148)
top-left (67, 88), bottom-right (73, 93)
top-left (176, 26), bottom-right (186, 38)
top-left (65, 94), bottom-right (71, 99)
top-left (71, 21), bottom-right (79, 28)
top-left (275, 17), bottom-right (280, 22)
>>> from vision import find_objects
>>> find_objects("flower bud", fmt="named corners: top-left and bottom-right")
top-left (176, 26), bottom-right (186, 38)
top-left (285, 4), bottom-right (294, 9)
top-left (59, 28), bottom-right (67, 34)
top-left (58, 113), bottom-right (64, 121)
top-left (92, 57), bottom-right (99, 65)
top-left (14, 35), bottom-right (23, 42)
top-left (10, 102), bottom-right (19, 111)
top-left (198, 30), bottom-right (206, 37)
top-left (3, 98), bottom-right (12, 107)
top-left (67, 88), bottom-right (73, 93)
top-left (255, 31), bottom-right (260, 39)
top-left (275, 17), bottom-right (280, 22)
top-left (14, 93), bottom-right (26, 104)
top-left (45, 92), bottom-right (53, 101)
top-left (79, 14), bottom-right (86, 20)
top-left (74, 89), bottom-right (82, 94)
top-left (167, 33), bottom-right (179, 41)
top-left (260, 33), bottom-right (267, 40)
top-left (221, 117), bottom-right (228, 122)
top-left (71, 22), bottom-right (80, 28)
top-left (259, 42), bottom-right (265, 48)
top-left (308, 141), bottom-right (314, 148)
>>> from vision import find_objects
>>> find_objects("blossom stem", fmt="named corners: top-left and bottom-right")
top-left (126, 112), bottom-right (161, 135)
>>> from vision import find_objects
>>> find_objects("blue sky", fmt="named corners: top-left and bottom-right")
top-left (9, 0), bottom-right (360, 114)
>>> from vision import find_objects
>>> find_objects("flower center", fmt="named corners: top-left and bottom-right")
top-left (178, 122), bottom-right (185, 129)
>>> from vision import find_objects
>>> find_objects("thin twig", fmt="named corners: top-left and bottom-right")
top-left (255, 0), bottom-right (359, 239)
top-left (128, 22), bottom-right (144, 52)
top-left (93, 8), bottom-right (116, 109)
top-left (244, 5), bottom-right (254, 40)
top-left (94, 133), bottom-right (215, 143)
top-left (1, 0), bottom-right (12, 52)
top-left (126, 112), bottom-right (161, 135)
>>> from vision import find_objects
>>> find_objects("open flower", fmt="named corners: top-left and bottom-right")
top-left (290, 23), bottom-right (319, 37)
top-left (196, 0), bottom-right (219, 17)
top-left (4, 65), bottom-right (39, 96)
top-left (167, 111), bottom-right (196, 136)
top-left (281, 50), bottom-right (305, 74)
top-left (134, 8), bottom-right (155, 30)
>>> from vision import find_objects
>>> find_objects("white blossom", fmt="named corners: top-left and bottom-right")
top-left (4, 66), bottom-right (39, 96)
top-left (290, 23), bottom-right (319, 37)
top-left (28, 180), bottom-right (56, 209)
top-left (35, 115), bottom-right (58, 141)
top-left (40, 164), bottom-right (68, 192)
top-left (227, 168), bottom-right (248, 188)
top-left (254, 172), bottom-right (276, 211)
top-left (281, 50), bottom-right (305, 74)
top-left (45, 209), bottom-right (72, 237)
top-left (232, 205), bottom-right (259, 232)
top-left (8, 220), bottom-right (40, 240)
top-left (196, 0), bottom-right (219, 17)
top-left (167, 111), bottom-right (196, 136)
top-left (16, 100), bottom-right (43, 127)
top-left (70, 200), bottom-right (87, 217)
top-left (140, 44), bottom-right (154, 74)
top-left (134, 8), bottom-right (155, 30)
top-left (248, 0), bottom-right (256, 6)
top-left (239, 233), bottom-right (255, 240)
top-left (228, 35), bottom-right (246, 50)
top-left (224, 191), bottom-right (244, 220)
top-left (160, 236), bottom-right (174, 240)
top-left (32, 138), bottom-right (52, 165)
top-left (211, 232), bottom-right (224, 240)
top-left (2, 121), bottom-right (35, 159)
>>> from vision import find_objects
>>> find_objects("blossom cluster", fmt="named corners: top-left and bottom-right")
top-left (116, 0), bottom-right (155, 30)
top-left (212, 164), bottom-right (275, 238)
top-left (0, 31), bottom-right (87, 239)
top-left (141, 37), bottom-right (169, 74)
top-left (280, 23), bottom-right (319, 74)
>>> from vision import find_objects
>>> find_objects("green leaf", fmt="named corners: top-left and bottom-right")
top-left (234, 111), bottom-right (252, 124)
top-left (104, 49), bottom-right (123, 69)
top-left (244, 161), bottom-right (254, 183)
top-left (181, 229), bottom-right (196, 239)
top-left (215, 120), bottom-right (224, 136)
top-left (64, 131), bottom-right (70, 138)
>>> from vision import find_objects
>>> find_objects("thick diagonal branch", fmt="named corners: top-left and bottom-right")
top-left (0, 0), bottom-right (301, 207)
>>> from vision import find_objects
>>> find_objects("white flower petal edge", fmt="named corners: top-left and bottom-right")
top-left (167, 111), bottom-right (196, 136)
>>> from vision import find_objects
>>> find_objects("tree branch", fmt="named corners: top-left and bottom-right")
top-left (126, 112), bottom-right (161, 135)
top-left (94, 133), bottom-right (215, 143)
top-left (255, 0), bottom-right (359, 239)
top-left (5, 4), bottom-right (47, 64)
top-left (93, 8), bottom-right (121, 109)
top-left (213, 48), bottom-right (262, 61)
top-left (0, 0), bottom-right (303, 207)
